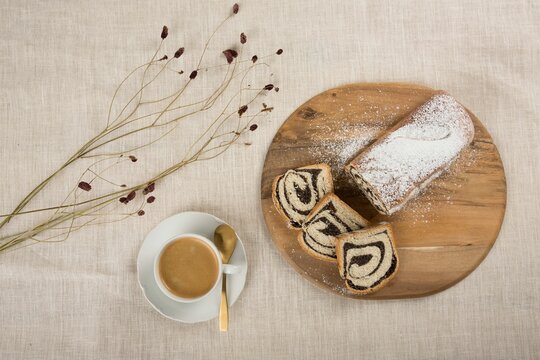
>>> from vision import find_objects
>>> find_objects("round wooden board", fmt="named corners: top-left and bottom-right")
top-left (261, 83), bottom-right (506, 299)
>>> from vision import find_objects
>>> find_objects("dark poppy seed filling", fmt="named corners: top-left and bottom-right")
top-left (299, 194), bottom-right (369, 260)
top-left (349, 169), bottom-right (387, 214)
top-left (273, 165), bottom-right (333, 228)
top-left (337, 225), bottom-right (399, 294)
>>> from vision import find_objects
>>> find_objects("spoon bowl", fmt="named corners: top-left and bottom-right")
top-left (213, 223), bottom-right (238, 331)
top-left (214, 224), bottom-right (237, 263)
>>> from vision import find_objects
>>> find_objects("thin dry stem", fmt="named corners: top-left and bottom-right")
top-left (0, 7), bottom-right (279, 252)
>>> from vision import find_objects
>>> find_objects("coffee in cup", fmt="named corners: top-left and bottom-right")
top-left (158, 235), bottom-right (219, 299)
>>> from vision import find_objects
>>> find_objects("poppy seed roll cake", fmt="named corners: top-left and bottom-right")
top-left (346, 92), bottom-right (474, 215)
top-left (298, 193), bottom-right (369, 261)
top-left (336, 223), bottom-right (399, 294)
top-left (272, 163), bottom-right (334, 228)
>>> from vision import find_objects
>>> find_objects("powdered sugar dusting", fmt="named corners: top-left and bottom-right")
top-left (308, 123), bottom-right (386, 181)
top-left (350, 93), bottom-right (474, 211)
top-left (315, 138), bottom-right (371, 172)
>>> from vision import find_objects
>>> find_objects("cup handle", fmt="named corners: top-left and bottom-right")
top-left (222, 264), bottom-right (240, 275)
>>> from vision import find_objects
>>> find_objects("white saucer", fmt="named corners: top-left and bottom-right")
top-left (137, 212), bottom-right (248, 323)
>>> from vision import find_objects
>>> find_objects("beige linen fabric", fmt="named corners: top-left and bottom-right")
top-left (1, 0), bottom-right (539, 359)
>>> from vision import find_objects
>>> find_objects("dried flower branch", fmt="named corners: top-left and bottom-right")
top-left (0, 4), bottom-right (282, 253)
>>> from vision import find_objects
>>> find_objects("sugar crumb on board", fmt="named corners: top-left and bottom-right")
top-left (320, 274), bottom-right (348, 295)
top-left (398, 144), bottom-right (479, 225)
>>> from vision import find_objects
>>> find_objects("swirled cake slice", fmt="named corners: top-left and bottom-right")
top-left (272, 164), bottom-right (334, 228)
top-left (336, 223), bottom-right (399, 294)
top-left (298, 193), bottom-right (369, 261)
top-left (346, 92), bottom-right (474, 215)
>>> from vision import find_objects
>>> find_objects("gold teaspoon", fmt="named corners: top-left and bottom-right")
top-left (213, 224), bottom-right (238, 332)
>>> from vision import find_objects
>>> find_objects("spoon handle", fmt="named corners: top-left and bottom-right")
top-left (219, 275), bottom-right (228, 331)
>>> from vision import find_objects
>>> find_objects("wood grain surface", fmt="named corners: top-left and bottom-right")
top-left (261, 83), bottom-right (507, 299)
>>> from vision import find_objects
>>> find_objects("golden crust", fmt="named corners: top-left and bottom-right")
top-left (271, 175), bottom-right (298, 228)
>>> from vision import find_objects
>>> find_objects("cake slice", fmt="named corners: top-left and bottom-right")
top-left (272, 163), bottom-right (334, 228)
top-left (298, 193), bottom-right (369, 261)
top-left (346, 91), bottom-right (474, 215)
top-left (336, 223), bottom-right (399, 294)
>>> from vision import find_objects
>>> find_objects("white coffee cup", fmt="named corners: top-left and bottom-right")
top-left (154, 233), bottom-right (240, 303)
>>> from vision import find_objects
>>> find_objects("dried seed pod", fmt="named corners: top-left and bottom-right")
top-left (174, 47), bottom-right (184, 58)
top-left (143, 182), bottom-right (155, 195)
top-left (127, 191), bottom-right (136, 201)
top-left (238, 105), bottom-right (248, 117)
top-left (78, 182), bottom-right (92, 191)
top-left (222, 49), bottom-right (238, 64)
